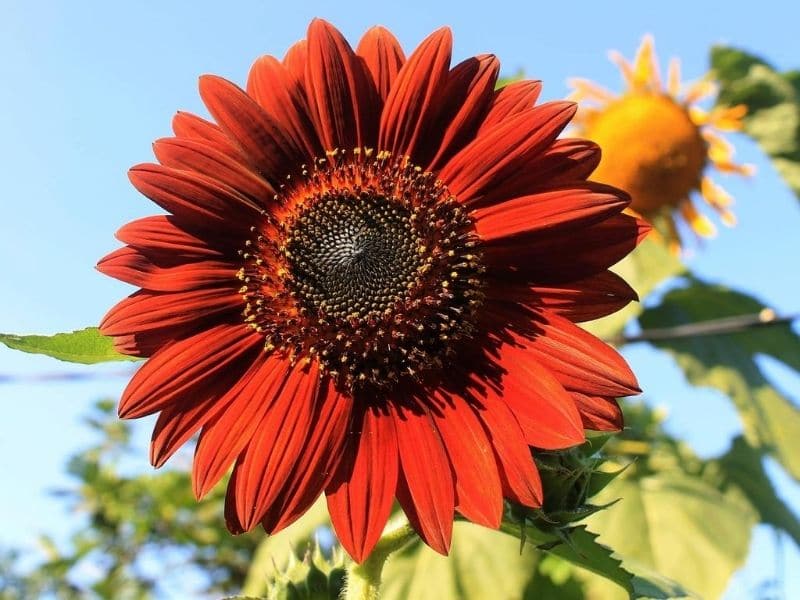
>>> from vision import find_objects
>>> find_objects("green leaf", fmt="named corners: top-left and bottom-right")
top-left (711, 45), bottom-right (800, 198)
top-left (582, 238), bottom-right (684, 341)
top-left (587, 471), bottom-right (756, 599)
top-left (0, 327), bottom-right (137, 364)
top-left (711, 436), bottom-right (800, 546)
top-left (638, 279), bottom-right (800, 480)
top-left (381, 522), bottom-right (540, 600)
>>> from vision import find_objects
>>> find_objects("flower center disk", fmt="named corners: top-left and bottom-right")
top-left (239, 152), bottom-right (486, 393)
top-left (285, 193), bottom-right (422, 319)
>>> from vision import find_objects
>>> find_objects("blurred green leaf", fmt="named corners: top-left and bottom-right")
top-left (711, 45), bottom-right (800, 198)
top-left (0, 400), bottom-right (263, 598)
top-left (496, 70), bottom-right (525, 89)
top-left (587, 471), bottom-right (756, 599)
top-left (711, 436), bottom-right (800, 546)
top-left (0, 327), bottom-right (137, 364)
top-left (638, 279), bottom-right (800, 480)
top-left (381, 522), bottom-right (540, 600)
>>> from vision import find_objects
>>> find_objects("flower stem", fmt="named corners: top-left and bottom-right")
top-left (343, 517), bottom-right (417, 600)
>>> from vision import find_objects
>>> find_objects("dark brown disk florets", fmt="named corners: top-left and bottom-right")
top-left (237, 150), bottom-right (485, 393)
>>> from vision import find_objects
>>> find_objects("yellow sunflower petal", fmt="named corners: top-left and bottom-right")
top-left (708, 104), bottom-right (748, 131)
top-left (717, 161), bottom-right (757, 176)
top-left (700, 176), bottom-right (733, 208)
top-left (609, 49), bottom-right (636, 89)
top-left (719, 209), bottom-right (738, 226)
top-left (667, 57), bottom-right (681, 97)
top-left (632, 34), bottom-right (661, 90)
top-left (680, 200), bottom-right (717, 238)
top-left (689, 106), bottom-right (709, 125)
top-left (568, 77), bottom-right (617, 103)
top-left (705, 131), bottom-right (756, 175)
top-left (684, 78), bottom-right (717, 104)
top-left (703, 129), bottom-right (734, 163)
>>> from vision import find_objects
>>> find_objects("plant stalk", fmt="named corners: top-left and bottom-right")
top-left (343, 517), bottom-right (417, 600)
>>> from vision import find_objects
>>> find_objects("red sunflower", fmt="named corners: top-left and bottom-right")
top-left (98, 19), bottom-right (646, 561)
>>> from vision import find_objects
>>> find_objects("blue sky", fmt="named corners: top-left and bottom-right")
top-left (1, 1), bottom-right (798, 597)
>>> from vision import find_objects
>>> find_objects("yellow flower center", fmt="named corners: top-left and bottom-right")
top-left (584, 93), bottom-right (707, 214)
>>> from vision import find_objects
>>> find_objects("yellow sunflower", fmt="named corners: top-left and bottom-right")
top-left (570, 35), bottom-right (754, 252)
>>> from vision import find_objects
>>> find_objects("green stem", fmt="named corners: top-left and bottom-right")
top-left (343, 517), bottom-right (417, 600)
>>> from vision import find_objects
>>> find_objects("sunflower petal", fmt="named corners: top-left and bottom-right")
top-left (379, 27), bottom-right (452, 162)
top-left (473, 182), bottom-right (629, 242)
top-left (439, 102), bottom-right (576, 205)
top-left (473, 393), bottom-right (543, 508)
top-left (356, 26), bottom-right (406, 102)
top-left (97, 246), bottom-right (236, 292)
top-left (192, 354), bottom-right (292, 499)
top-left (262, 378), bottom-right (352, 533)
top-left (115, 323), bottom-right (260, 419)
top-left (394, 400), bottom-right (454, 555)
top-left (305, 18), bottom-right (379, 151)
top-left (427, 54), bottom-right (500, 171)
top-left (572, 393), bottom-right (624, 431)
top-left (153, 137), bottom-right (276, 207)
top-left (247, 55), bottom-right (323, 158)
top-left (430, 391), bottom-right (503, 528)
top-left (479, 80), bottom-right (542, 132)
top-left (326, 405), bottom-right (399, 562)
top-left (228, 361), bottom-right (321, 531)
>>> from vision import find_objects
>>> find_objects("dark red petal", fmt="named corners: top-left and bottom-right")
top-left (524, 310), bottom-right (641, 397)
top-left (97, 246), bottom-right (236, 292)
top-left (108, 317), bottom-right (217, 358)
top-left (326, 404), bottom-right (399, 563)
top-left (427, 54), bottom-right (500, 171)
top-left (172, 111), bottom-right (242, 157)
top-left (228, 361), bottom-right (321, 531)
top-left (283, 39), bottom-right (308, 84)
top-left (531, 270), bottom-right (638, 323)
top-left (224, 472), bottom-right (243, 534)
top-left (304, 19), bottom-right (378, 150)
top-left (379, 27), bottom-right (452, 162)
top-left (153, 137), bottom-right (276, 207)
top-left (128, 163), bottom-right (261, 232)
top-left (115, 323), bottom-right (260, 419)
top-left (573, 393), bottom-right (624, 431)
top-left (150, 400), bottom-right (216, 468)
top-left (471, 138), bottom-right (602, 209)
top-left (473, 182), bottom-right (630, 243)
top-left (439, 102), bottom-right (577, 205)
top-left (262, 380), bottom-right (353, 533)
top-left (100, 288), bottom-right (240, 338)
top-left (485, 213), bottom-right (651, 283)
top-left (356, 26), bottom-right (405, 102)
top-left (199, 75), bottom-right (305, 183)
top-left (479, 80), bottom-right (543, 132)
top-left (115, 215), bottom-right (230, 259)
top-left (192, 354), bottom-right (292, 499)
top-left (430, 391), bottom-right (503, 528)
top-left (472, 393), bottom-right (543, 508)
top-left (149, 354), bottom-right (268, 468)
top-left (393, 400), bottom-right (454, 555)
top-left (246, 55), bottom-right (323, 159)
top-left (489, 336), bottom-right (586, 449)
